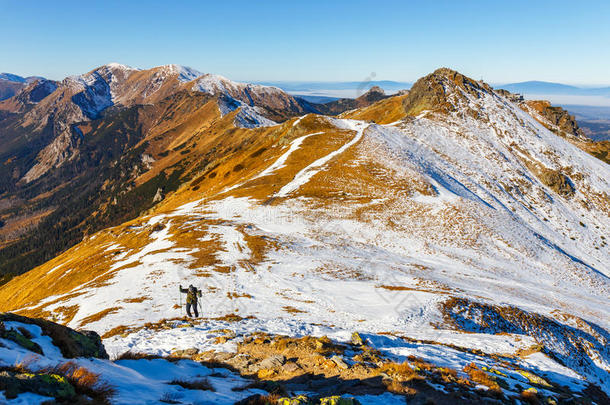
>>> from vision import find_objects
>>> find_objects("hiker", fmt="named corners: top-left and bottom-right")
top-left (179, 284), bottom-right (202, 317)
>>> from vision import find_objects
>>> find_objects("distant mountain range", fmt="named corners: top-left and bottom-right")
top-left (256, 80), bottom-right (411, 102)
top-left (0, 73), bottom-right (45, 83)
top-left (0, 73), bottom-right (48, 100)
top-left (499, 80), bottom-right (610, 97)
top-left (256, 79), bottom-right (610, 108)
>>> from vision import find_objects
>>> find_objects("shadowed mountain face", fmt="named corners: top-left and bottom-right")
top-left (0, 80), bottom-right (24, 101)
top-left (0, 67), bottom-right (608, 397)
top-left (0, 74), bottom-right (47, 101)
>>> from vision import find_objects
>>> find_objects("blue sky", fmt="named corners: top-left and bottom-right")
top-left (2, 0), bottom-right (609, 84)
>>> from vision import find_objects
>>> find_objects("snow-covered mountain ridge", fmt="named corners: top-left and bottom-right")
top-left (0, 63), bottom-right (313, 184)
top-left (0, 68), bottom-right (609, 402)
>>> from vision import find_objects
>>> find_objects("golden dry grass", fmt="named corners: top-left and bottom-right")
top-left (463, 362), bottom-right (501, 392)
top-left (0, 224), bottom-right (156, 316)
top-left (45, 361), bottom-right (116, 403)
top-left (282, 306), bottom-right (306, 314)
top-left (379, 361), bottom-right (418, 382)
top-left (78, 307), bottom-right (122, 328)
top-left (342, 94), bottom-right (408, 124)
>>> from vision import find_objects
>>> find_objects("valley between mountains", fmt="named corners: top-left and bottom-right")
top-left (0, 65), bottom-right (608, 404)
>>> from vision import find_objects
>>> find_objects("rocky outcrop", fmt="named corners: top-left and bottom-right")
top-left (21, 128), bottom-right (79, 183)
top-left (0, 369), bottom-right (76, 401)
top-left (516, 99), bottom-right (610, 165)
top-left (521, 100), bottom-right (585, 139)
top-left (402, 67), bottom-right (493, 116)
top-left (536, 167), bottom-right (575, 197)
top-left (495, 88), bottom-right (524, 103)
top-left (440, 297), bottom-right (609, 389)
top-left (0, 313), bottom-right (108, 359)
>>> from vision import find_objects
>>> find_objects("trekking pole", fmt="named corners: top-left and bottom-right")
top-left (198, 286), bottom-right (204, 318)
top-left (179, 289), bottom-right (182, 317)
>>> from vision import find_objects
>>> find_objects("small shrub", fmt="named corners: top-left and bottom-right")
top-left (168, 377), bottom-right (214, 391)
top-left (380, 361), bottom-right (417, 381)
top-left (44, 361), bottom-right (115, 404)
top-left (13, 356), bottom-right (38, 373)
top-left (236, 393), bottom-right (281, 405)
top-left (160, 392), bottom-right (182, 404)
top-left (463, 363), bottom-right (501, 392)
top-left (114, 351), bottom-right (164, 361)
top-left (407, 356), bottom-right (434, 372)
top-left (520, 388), bottom-right (541, 405)
top-left (384, 379), bottom-right (417, 395)
top-left (17, 326), bottom-right (33, 339)
top-left (437, 367), bottom-right (458, 383)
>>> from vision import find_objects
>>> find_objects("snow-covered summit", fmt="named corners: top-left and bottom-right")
top-left (191, 73), bottom-right (286, 98)
top-left (0, 73), bottom-right (27, 83)
top-left (191, 73), bottom-right (312, 123)
top-left (104, 62), bottom-right (137, 71)
top-left (158, 64), bottom-right (202, 82)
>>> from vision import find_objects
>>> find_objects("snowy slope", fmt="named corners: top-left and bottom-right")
top-left (217, 95), bottom-right (277, 128)
top-left (2, 69), bottom-right (609, 396)
top-left (192, 74), bottom-right (286, 100)
top-left (191, 73), bottom-right (311, 125)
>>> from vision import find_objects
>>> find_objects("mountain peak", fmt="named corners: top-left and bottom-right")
top-left (156, 64), bottom-right (202, 82)
top-left (354, 85), bottom-right (388, 105)
top-left (85, 63), bottom-right (139, 78)
top-left (402, 67), bottom-right (493, 116)
top-left (104, 62), bottom-right (136, 71)
top-left (362, 85), bottom-right (385, 96)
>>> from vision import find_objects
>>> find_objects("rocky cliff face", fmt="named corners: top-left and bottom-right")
top-left (515, 98), bottom-right (610, 165)
top-left (521, 100), bottom-right (585, 139)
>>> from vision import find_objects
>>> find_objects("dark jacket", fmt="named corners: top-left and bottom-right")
top-left (180, 286), bottom-right (202, 304)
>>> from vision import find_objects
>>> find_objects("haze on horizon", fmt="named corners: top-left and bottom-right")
top-left (2, 0), bottom-right (610, 86)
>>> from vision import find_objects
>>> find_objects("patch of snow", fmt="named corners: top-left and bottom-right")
top-left (254, 132), bottom-right (323, 179)
top-left (217, 95), bottom-right (277, 128)
top-left (1, 392), bottom-right (54, 404)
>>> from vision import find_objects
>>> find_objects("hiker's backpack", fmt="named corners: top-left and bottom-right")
top-left (186, 286), bottom-right (197, 303)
